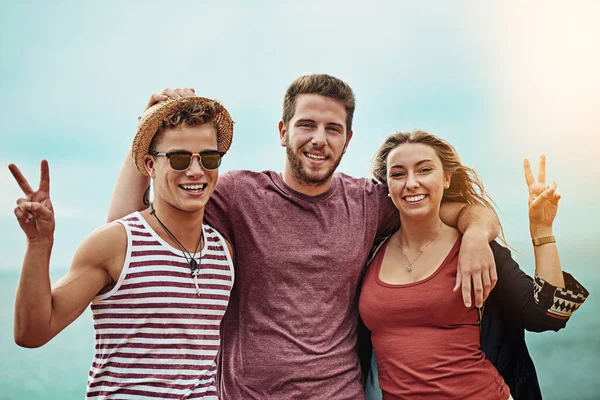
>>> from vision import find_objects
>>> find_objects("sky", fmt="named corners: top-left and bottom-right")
top-left (1, 0), bottom-right (599, 271)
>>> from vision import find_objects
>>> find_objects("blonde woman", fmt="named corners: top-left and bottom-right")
top-left (359, 131), bottom-right (588, 400)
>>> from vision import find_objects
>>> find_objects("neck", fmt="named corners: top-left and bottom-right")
top-left (397, 210), bottom-right (443, 250)
top-left (146, 199), bottom-right (205, 251)
top-left (280, 168), bottom-right (333, 197)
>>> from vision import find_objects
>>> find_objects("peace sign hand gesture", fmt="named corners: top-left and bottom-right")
top-left (524, 155), bottom-right (561, 235)
top-left (9, 160), bottom-right (55, 242)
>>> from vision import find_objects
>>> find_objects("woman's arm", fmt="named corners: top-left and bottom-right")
top-left (489, 242), bottom-right (587, 332)
top-left (489, 156), bottom-right (588, 331)
top-left (524, 155), bottom-right (564, 287)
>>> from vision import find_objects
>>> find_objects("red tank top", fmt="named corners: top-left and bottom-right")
top-left (359, 237), bottom-right (510, 400)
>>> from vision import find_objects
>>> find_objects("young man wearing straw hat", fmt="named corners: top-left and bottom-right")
top-left (107, 75), bottom-right (500, 399)
top-left (10, 96), bottom-right (235, 399)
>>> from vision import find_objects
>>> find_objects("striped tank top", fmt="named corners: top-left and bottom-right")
top-left (87, 211), bottom-right (234, 399)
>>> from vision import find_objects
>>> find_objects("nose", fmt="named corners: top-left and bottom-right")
top-left (185, 155), bottom-right (205, 177)
top-left (311, 126), bottom-right (327, 147)
top-left (405, 172), bottom-right (419, 190)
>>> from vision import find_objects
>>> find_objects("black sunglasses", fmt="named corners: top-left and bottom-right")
top-left (149, 150), bottom-right (225, 171)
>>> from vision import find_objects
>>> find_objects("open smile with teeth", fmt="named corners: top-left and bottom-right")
top-left (179, 183), bottom-right (207, 193)
top-left (403, 194), bottom-right (427, 203)
top-left (305, 152), bottom-right (327, 161)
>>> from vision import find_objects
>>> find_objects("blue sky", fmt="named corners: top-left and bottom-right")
top-left (1, 1), bottom-right (599, 271)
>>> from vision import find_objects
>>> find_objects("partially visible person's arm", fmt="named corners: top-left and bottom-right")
top-left (224, 239), bottom-right (235, 261)
top-left (440, 201), bottom-right (500, 308)
top-left (106, 87), bottom-right (196, 222)
top-left (106, 148), bottom-right (149, 222)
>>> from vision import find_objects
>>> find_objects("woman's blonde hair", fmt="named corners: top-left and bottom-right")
top-left (373, 130), bottom-right (505, 242)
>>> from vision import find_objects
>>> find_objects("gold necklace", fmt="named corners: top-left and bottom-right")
top-left (397, 222), bottom-right (442, 272)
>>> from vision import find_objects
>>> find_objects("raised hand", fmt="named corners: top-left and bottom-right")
top-left (9, 160), bottom-right (55, 242)
top-left (145, 87), bottom-right (196, 111)
top-left (524, 155), bottom-right (561, 231)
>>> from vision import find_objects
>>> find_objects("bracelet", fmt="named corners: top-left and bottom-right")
top-left (532, 235), bottom-right (556, 246)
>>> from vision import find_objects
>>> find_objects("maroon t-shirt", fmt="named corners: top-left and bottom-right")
top-left (204, 170), bottom-right (397, 399)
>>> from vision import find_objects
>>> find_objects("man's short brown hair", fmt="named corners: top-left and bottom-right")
top-left (149, 100), bottom-right (218, 153)
top-left (282, 74), bottom-right (355, 133)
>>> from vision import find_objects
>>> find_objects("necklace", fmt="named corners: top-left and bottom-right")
top-left (150, 203), bottom-right (203, 296)
top-left (397, 222), bottom-right (442, 273)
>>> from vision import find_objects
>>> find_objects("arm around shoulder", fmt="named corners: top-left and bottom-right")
top-left (440, 202), bottom-right (499, 241)
top-left (106, 149), bottom-right (149, 223)
top-left (441, 201), bottom-right (500, 308)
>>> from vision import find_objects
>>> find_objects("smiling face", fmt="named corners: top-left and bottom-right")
top-left (279, 94), bottom-right (353, 195)
top-left (144, 123), bottom-right (219, 213)
top-left (386, 142), bottom-right (451, 220)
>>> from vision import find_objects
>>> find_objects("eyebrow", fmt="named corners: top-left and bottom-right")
top-left (389, 159), bottom-right (434, 169)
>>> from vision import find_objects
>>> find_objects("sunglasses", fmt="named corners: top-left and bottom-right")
top-left (149, 150), bottom-right (224, 171)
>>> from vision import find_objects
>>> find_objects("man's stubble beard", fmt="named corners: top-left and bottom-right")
top-left (285, 136), bottom-right (344, 187)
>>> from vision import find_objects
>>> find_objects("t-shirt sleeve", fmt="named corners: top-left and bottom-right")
top-left (204, 170), bottom-right (237, 245)
top-left (374, 181), bottom-right (400, 237)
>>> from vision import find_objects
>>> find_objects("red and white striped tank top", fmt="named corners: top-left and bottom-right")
top-left (87, 212), bottom-right (234, 399)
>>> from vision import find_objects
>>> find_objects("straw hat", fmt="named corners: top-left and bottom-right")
top-left (131, 96), bottom-right (234, 175)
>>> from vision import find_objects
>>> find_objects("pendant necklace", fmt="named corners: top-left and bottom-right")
top-left (150, 203), bottom-right (203, 296)
top-left (397, 221), bottom-right (442, 273)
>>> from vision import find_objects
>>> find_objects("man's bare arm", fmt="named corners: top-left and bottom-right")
top-left (107, 88), bottom-right (196, 222)
top-left (9, 161), bottom-right (119, 347)
top-left (440, 201), bottom-right (500, 308)
top-left (106, 149), bottom-right (149, 222)
top-left (15, 224), bottom-right (123, 347)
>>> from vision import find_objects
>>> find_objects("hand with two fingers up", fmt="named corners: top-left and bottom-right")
top-left (524, 155), bottom-right (561, 236)
top-left (8, 160), bottom-right (55, 243)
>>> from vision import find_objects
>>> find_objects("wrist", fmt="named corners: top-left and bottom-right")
top-left (26, 236), bottom-right (54, 248)
top-left (463, 226), bottom-right (494, 243)
top-left (530, 224), bottom-right (553, 238)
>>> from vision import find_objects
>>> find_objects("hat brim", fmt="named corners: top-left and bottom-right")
top-left (132, 96), bottom-right (234, 176)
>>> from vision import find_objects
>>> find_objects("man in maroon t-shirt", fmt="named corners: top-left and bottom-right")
top-left (107, 75), bottom-right (499, 399)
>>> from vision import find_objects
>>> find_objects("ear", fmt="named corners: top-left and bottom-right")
top-left (444, 172), bottom-right (452, 189)
top-left (143, 154), bottom-right (157, 179)
top-left (342, 130), bottom-right (353, 154)
top-left (278, 120), bottom-right (287, 147)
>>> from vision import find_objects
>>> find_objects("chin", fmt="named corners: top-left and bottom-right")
top-left (176, 198), bottom-right (209, 212)
top-left (401, 207), bottom-right (435, 220)
top-left (305, 165), bottom-right (335, 182)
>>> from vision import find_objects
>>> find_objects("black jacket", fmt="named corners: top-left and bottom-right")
top-left (358, 239), bottom-right (589, 400)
